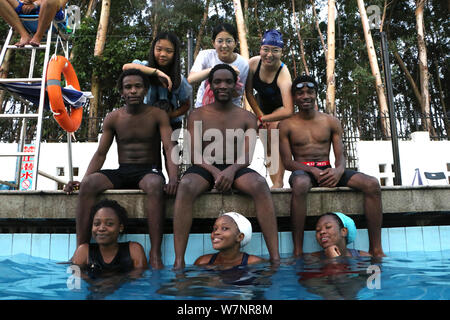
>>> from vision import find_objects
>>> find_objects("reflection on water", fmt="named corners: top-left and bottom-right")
top-left (156, 264), bottom-right (273, 300)
top-left (297, 255), bottom-right (380, 300)
top-left (0, 252), bottom-right (450, 300)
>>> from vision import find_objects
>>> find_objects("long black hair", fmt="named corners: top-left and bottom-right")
top-left (148, 31), bottom-right (181, 90)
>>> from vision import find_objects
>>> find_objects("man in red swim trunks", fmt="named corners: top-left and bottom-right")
top-left (279, 75), bottom-right (385, 257)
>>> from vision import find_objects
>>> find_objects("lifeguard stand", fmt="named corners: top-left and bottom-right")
top-left (0, 6), bottom-right (80, 190)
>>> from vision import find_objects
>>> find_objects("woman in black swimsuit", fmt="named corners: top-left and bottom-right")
top-left (71, 199), bottom-right (148, 276)
top-left (194, 212), bottom-right (264, 269)
top-left (245, 30), bottom-right (294, 188)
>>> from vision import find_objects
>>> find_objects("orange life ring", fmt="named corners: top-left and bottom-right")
top-left (46, 55), bottom-right (82, 132)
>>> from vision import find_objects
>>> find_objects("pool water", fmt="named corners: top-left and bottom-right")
top-left (0, 251), bottom-right (449, 300)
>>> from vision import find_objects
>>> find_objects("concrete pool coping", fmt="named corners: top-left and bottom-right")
top-left (0, 185), bottom-right (448, 219)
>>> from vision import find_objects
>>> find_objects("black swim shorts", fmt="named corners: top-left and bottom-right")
top-left (99, 164), bottom-right (165, 189)
top-left (288, 165), bottom-right (358, 188)
top-left (183, 164), bottom-right (256, 190)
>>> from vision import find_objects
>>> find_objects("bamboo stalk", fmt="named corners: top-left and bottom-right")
top-left (357, 0), bottom-right (390, 138)
top-left (326, 0), bottom-right (336, 115)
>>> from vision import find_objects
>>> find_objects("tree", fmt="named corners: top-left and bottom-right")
top-left (88, 0), bottom-right (110, 141)
top-left (326, 0), bottom-right (336, 115)
top-left (292, 0), bottom-right (310, 76)
top-left (233, 0), bottom-right (249, 60)
top-left (0, 49), bottom-right (13, 112)
top-left (0, 0), bottom-right (447, 144)
top-left (415, 0), bottom-right (432, 134)
top-left (357, 0), bottom-right (390, 138)
top-left (193, 0), bottom-right (210, 59)
top-left (233, 0), bottom-right (251, 111)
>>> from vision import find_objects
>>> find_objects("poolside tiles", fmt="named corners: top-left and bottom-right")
top-left (440, 226), bottom-right (450, 251)
top-left (12, 234), bottom-right (31, 256)
top-left (1, 226), bottom-right (450, 264)
top-left (0, 234), bottom-right (12, 256)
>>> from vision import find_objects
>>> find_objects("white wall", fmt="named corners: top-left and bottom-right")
top-left (357, 132), bottom-right (450, 186)
top-left (0, 138), bottom-right (118, 190)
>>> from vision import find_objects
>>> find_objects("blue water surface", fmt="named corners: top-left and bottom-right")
top-left (0, 251), bottom-right (449, 300)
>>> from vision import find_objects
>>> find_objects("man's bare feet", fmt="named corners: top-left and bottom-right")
top-left (14, 35), bottom-right (31, 47)
top-left (149, 249), bottom-right (164, 269)
top-left (29, 37), bottom-right (41, 47)
top-left (172, 258), bottom-right (185, 271)
top-left (370, 248), bottom-right (386, 258)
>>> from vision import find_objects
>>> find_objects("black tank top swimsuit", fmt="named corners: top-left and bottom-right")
top-left (208, 252), bottom-right (250, 267)
top-left (88, 242), bottom-right (134, 276)
top-left (252, 59), bottom-right (284, 114)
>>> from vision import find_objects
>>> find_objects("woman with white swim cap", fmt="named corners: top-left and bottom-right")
top-left (195, 212), bottom-right (264, 268)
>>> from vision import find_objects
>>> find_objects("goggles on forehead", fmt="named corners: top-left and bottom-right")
top-left (295, 82), bottom-right (316, 89)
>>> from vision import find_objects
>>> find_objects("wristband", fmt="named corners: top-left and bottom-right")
top-left (258, 116), bottom-right (264, 129)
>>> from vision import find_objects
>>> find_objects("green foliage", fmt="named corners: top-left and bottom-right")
top-left (0, 0), bottom-right (448, 142)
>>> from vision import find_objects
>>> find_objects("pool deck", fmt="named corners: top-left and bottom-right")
top-left (0, 185), bottom-right (448, 220)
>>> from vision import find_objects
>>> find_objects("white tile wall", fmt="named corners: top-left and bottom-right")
top-left (1, 226), bottom-right (449, 264)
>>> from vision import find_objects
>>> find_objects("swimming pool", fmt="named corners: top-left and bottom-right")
top-left (1, 250), bottom-right (449, 300)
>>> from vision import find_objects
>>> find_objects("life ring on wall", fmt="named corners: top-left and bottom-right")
top-left (46, 55), bottom-right (82, 132)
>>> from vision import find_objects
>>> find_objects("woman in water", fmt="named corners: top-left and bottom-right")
top-left (195, 212), bottom-right (263, 268)
top-left (71, 199), bottom-right (148, 275)
top-left (312, 212), bottom-right (371, 258)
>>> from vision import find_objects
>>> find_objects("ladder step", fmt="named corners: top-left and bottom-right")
top-left (0, 78), bottom-right (43, 83)
top-left (6, 44), bottom-right (47, 50)
top-left (0, 152), bottom-right (36, 157)
top-left (0, 114), bottom-right (39, 119)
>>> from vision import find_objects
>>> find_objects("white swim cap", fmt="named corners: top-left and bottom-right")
top-left (221, 212), bottom-right (252, 248)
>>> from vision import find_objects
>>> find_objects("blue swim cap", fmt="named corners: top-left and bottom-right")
top-left (261, 30), bottom-right (284, 48)
top-left (333, 212), bottom-right (357, 244)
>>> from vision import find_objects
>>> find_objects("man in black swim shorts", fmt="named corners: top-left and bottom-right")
top-left (279, 75), bottom-right (385, 257)
top-left (99, 164), bottom-right (165, 190)
top-left (182, 163), bottom-right (255, 191)
top-left (172, 64), bottom-right (280, 269)
top-left (64, 69), bottom-right (178, 269)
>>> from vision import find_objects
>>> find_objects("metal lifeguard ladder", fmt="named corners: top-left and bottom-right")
top-left (0, 6), bottom-right (80, 190)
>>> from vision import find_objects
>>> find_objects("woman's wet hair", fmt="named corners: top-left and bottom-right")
top-left (117, 68), bottom-right (150, 92)
top-left (90, 199), bottom-right (128, 231)
top-left (148, 31), bottom-right (181, 89)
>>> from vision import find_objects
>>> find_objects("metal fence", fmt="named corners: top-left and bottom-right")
top-left (339, 110), bottom-right (449, 141)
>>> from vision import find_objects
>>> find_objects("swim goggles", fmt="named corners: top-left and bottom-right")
top-left (295, 82), bottom-right (316, 89)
